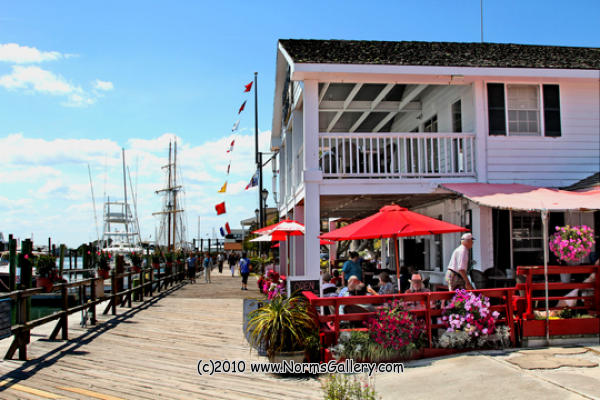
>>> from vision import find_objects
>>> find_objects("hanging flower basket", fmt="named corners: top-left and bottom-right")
top-left (549, 225), bottom-right (595, 264)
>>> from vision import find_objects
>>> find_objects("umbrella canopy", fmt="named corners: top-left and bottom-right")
top-left (253, 220), bottom-right (305, 241)
top-left (319, 204), bottom-right (468, 293)
top-left (319, 205), bottom-right (468, 241)
top-left (249, 235), bottom-right (276, 242)
top-left (271, 239), bottom-right (334, 248)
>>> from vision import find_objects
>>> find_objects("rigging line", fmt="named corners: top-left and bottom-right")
top-left (88, 164), bottom-right (101, 244)
top-left (127, 166), bottom-right (143, 246)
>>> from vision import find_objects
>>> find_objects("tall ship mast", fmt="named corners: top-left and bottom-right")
top-left (101, 148), bottom-right (143, 254)
top-left (153, 139), bottom-right (186, 252)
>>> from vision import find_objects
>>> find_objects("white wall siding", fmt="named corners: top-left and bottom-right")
top-left (486, 79), bottom-right (600, 187)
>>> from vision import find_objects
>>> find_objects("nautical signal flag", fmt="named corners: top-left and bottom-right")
top-left (238, 101), bottom-right (246, 114)
top-left (215, 202), bottom-right (226, 215)
top-left (226, 162), bottom-right (230, 174)
top-left (244, 81), bottom-right (253, 92)
top-left (225, 222), bottom-right (231, 235)
top-left (245, 170), bottom-right (259, 190)
top-left (226, 140), bottom-right (235, 153)
top-left (218, 181), bottom-right (227, 193)
top-left (220, 227), bottom-right (226, 237)
top-left (232, 120), bottom-right (240, 132)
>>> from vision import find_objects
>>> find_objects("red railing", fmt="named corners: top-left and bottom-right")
top-left (303, 288), bottom-right (516, 349)
top-left (515, 265), bottom-right (600, 319)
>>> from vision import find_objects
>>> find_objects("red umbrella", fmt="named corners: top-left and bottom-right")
top-left (319, 204), bottom-right (468, 292)
top-left (253, 220), bottom-right (305, 276)
top-left (271, 239), bottom-right (334, 248)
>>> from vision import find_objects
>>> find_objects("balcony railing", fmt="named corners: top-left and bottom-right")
top-left (318, 132), bottom-right (476, 179)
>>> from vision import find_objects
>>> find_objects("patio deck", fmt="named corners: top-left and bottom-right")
top-left (0, 270), bottom-right (322, 400)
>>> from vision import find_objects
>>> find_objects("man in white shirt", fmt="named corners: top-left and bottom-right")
top-left (445, 233), bottom-right (475, 291)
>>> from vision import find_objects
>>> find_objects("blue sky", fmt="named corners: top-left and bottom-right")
top-left (1, 0), bottom-right (599, 247)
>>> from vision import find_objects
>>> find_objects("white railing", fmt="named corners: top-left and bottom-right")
top-left (318, 132), bottom-right (476, 179)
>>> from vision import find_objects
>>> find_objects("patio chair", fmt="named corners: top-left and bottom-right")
top-left (470, 269), bottom-right (488, 289)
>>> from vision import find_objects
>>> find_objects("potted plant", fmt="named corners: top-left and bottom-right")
top-left (130, 252), bottom-right (142, 273)
top-left (246, 294), bottom-right (318, 363)
top-left (35, 255), bottom-right (58, 292)
top-left (97, 253), bottom-right (111, 279)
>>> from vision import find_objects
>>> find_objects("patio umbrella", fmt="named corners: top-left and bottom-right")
top-left (319, 204), bottom-right (468, 292)
top-left (252, 220), bottom-right (305, 276)
top-left (271, 239), bottom-right (334, 248)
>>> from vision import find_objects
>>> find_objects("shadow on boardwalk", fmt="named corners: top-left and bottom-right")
top-left (0, 269), bottom-right (322, 400)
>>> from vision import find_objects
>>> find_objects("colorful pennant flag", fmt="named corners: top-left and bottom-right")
top-left (225, 222), bottom-right (231, 235)
top-left (220, 227), bottom-right (226, 237)
top-left (238, 101), bottom-right (246, 114)
top-left (215, 202), bottom-right (226, 215)
top-left (232, 120), bottom-right (240, 132)
top-left (245, 170), bottom-right (259, 190)
top-left (218, 181), bottom-right (227, 193)
top-left (244, 81), bottom-right (253, 92)
top-left (226, 140), bottom-right (235, 153)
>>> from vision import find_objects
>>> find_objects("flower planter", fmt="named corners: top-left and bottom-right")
top-left (268, 350), bottom-right (306, 364)
top-left (36, 277), bottom-right (54, 293)
top-left (522, 318), bottom-right (600, 337)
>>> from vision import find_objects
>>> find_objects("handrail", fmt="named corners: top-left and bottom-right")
top-left (3, 261), bottom-right (188, 360)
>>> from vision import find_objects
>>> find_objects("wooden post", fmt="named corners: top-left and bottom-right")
top-left (60, 284), bottom-right (68, 340)
top-left (21, 239), bottom-right (33, 322)
top-left (69, 249), bottom-right (72, 269)
top-left (48, 237), bottom-right (51, 255)
top-left (149, 262), bottom-right (154, 297)
top-left (59, 244), bottom-right (65, 276)
top-left (127, 270), bottom-right (132, 308)
top-left (90, 276), bottom-right (97, 325)
top-left (111, 269), bottom-right (117, 315)
top-left (8, 235), bottom-right (16, 291)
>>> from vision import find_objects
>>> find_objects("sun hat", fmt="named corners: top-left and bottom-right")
top-left (409, 273), bottom-right (423, 282)
top-left (461, 233), bottom-right (475, 241)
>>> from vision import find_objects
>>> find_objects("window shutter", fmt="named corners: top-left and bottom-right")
top-left (487, 83), bottom-right (506, 135)
top-left (543, 85), bottom-right (561, 137)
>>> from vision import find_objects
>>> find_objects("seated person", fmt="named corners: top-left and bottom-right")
top-left (367, 271), bottom-right (395, 295)
top-left (404, 274), bottom-right (431, 309)
top-left (321, 272), bottom-right (338, 297)
top-left (330, 269), bottom-right (342, 287)
top-left (339, 276), bottom-right (372, 314)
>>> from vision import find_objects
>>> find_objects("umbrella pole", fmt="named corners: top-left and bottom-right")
top-left (394, 236), bottom-right (401, 293)
top-left (542, 210), bottom-right (550, 345)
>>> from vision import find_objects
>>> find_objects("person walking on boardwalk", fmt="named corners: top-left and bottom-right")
top-left (239, 252), bottom-right (250, 290)
top-left (217, 252), bottom-right (224, 274)
top-left (202, 252), bottom-right (213, 284)
top-left (228, 252), bottom-right (237, 277)
top-left (187, 252), bottom-right (197, 283)
top-left (445, 233), bottom-right (475, 291)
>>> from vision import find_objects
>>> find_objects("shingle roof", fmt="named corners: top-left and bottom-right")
top-left (561, 173), bottom-right (600, 191)
top-left (279, 39), bottom-right (600, 69)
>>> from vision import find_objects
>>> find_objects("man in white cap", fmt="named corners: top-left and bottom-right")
top-left (445, 233), bottom-right (475, 291)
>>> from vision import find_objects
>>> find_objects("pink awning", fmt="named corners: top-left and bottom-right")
top-left (440, 183), bottom-right (600, 211)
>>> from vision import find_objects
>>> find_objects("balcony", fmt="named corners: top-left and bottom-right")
top-left (318, 132), bottom-right (476, 179)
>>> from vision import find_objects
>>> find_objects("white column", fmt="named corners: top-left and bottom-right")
top-left (293, 204), bottom-right (305, 276)
top-left (473, 81), bottom-right (488, 183)
top-left (329, 220), bottom-right (337, 267)
top-left (302, 80), bottom-right (322, 284)
top-left (381, 238), bottom-right (389, 269)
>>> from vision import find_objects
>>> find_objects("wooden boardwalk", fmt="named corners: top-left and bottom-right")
top-left (0, 269), bottom-right (322, 399)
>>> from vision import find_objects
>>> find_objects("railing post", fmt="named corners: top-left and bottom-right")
top-left (90, 276), bottom-right (97, 325)
top-left (111, 269), bottom-right (117, 316)
top-left (506, 289), bottom-right (516, 346)
top-left (61, 284), bottom-right (68, 340)
top-left (425, 293), bottom-right (432, 348)
top-left (8, 235), bottom-right (16, 292)
top-left (17, 291), bottom-right (28, 360)
top-left (149, 265), bottom-right (154, 297)
top-left (139, 267), bottom-right (144, 302)
top-left (127, 271), bottom-right (132, 308)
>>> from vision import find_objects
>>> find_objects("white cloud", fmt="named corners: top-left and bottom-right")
top-left (93, 79), bottom-right (113, 91)
top-left (0, 43), bottom-right (64, 64)
top-left (0, 65), bottom-right (75, 94)
top-left (0, 166), bottom-right (61, 183)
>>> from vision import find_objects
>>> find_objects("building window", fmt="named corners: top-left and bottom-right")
top-left (487, 83), bottom-right (561, 137)
top-left (423, 115), bottom-right (438, 132)
top-left (507, 85), bottom-right (540, 135)
top-left (452, 100), bottom-right (462, 133)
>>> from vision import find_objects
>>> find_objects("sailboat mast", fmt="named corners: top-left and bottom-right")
top-left (122, 148), bottom-right (129, 238)
top-left (167, 141), bottom-right (172, 252)
top-left (173, 140), bottom-right (177, 252)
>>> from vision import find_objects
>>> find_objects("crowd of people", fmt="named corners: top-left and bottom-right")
top-left (184, 251), bottom-right (250, 290)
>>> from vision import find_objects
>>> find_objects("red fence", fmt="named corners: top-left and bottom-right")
top-left (303, 288), bottom-right (516, 350)
top-left (303, 265), bottom-right (600, 352)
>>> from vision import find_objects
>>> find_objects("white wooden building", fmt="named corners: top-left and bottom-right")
top-left (269, 39), bottom-right (600, 287)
